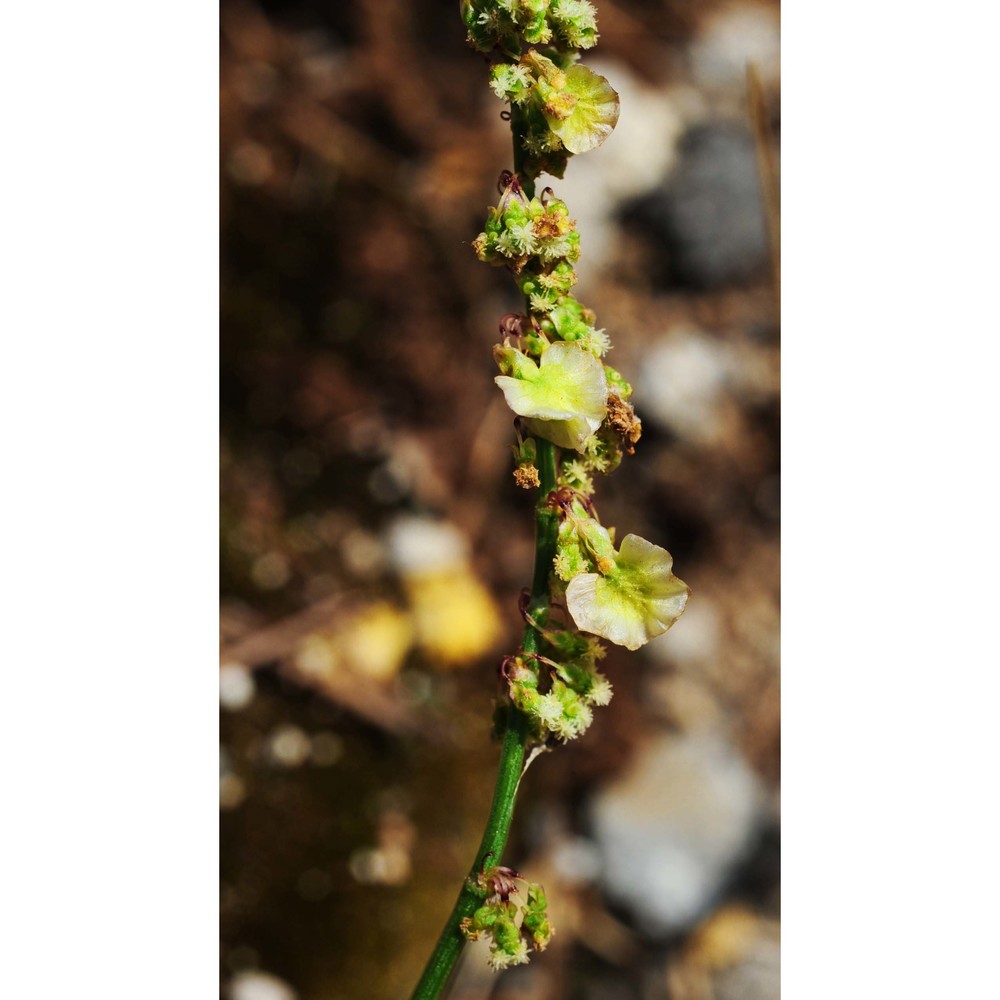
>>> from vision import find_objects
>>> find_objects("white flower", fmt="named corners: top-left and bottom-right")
top-left (552, 701), bottom-right (592, 741)
top-left (534, 693), bottom-right (565, 730)
top-left (586, 673), bottom-right (613, 706)
top-left (529, 292), bottom-right (556, 313)
top-left (506, 220), bottom-right (538, 254)
top-left (537, 235), bottom-right (575, 263)
top-left (566, 534), bottom-right (689, 650)
top-left (584, 327), bottom-right (612, 357)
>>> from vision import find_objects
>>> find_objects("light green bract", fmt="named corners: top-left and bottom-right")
top-left (565, 533), bottom-right (690, 650)
top-left (527, 52), bottom-right (619, 154)
top-left (495, 341), bottom-right (608, 451)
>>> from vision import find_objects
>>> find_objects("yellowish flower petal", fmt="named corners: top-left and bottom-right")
top-left (565, 534), bottom-right (689, 650)
top-left (545, 65), bottom-right (620, 155)
top-left (495, 342), bottom-right (608, 450)
top-left (522, 414), bottom-right (600, 451)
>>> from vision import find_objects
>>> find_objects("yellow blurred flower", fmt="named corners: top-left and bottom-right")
top-left (405, 567), bottom-right (502, 668)
top-left (295, 601), bottom-right (414, 684)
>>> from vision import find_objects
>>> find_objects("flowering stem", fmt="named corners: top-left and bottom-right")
top-left (410, 2), bottom-right (688, 986)
top-left (409, 86), bottom-right (559, 1000)
top-left (408, 439), bottom-right (557, 1000)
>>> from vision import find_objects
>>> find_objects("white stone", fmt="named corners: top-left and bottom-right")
top-left (589, 732), bottom-right (766, 935)
top-left (637, 329), bottom-right (731, 442)
top-left (228, 970), bottom-right (297, 1000)
top-left (267, 725), bottom-right (311, 768)
top-left (386, 516), bottom-right (467, 574)
top-left (690, 7), bottom-right (781, 93)
top-left (220, 662), bottom-right (255, 711)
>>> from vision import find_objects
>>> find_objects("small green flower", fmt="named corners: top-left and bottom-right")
top-left (551, 655), bottom-right (613, 709)
top-left (549, 0), bottom-right (599, 49)
top-left (553, 541), bottom-right (587, 582)
top-left (528, 292), bottom-right (556, 315)
top-left (537, 679), bottom-right (594, 740)
top-left (520, 110), bottom-right (571, 178)
top-left (603, 363), bottom-right (632, 398)
top-left (559, 457), bottom-right (594, 495)
top-left (581, 424), bottom-right (623, 474)
top-left (537, 261), bottom-right (578, 293)
top-left (489, 62), bottom-right (534, 103)
top-left (460, 898), bottom-right (530, 969)
top-left (503, 647), bottom-right (606, 741)
top-left (546, 295), bottom-right (592, 339)
top-left (565, 533), bottom-right (690, 650)
top-left (489, 927), bottom-right (530, 969)
top-left (540, 295), bottom-right (610, 357)
top-left (518, 262), bottom-right (579, 315)
top-left (495, 341), bottom-right (608, 451)
top-left (521, 883), bottom-right (555, 950)
top-left (586, 672), bottom-right (613, 705)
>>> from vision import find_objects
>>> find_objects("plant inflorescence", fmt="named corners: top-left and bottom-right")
top-left (410, 3), bottom-right (689, 994)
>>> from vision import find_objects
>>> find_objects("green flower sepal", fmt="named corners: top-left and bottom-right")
top-left (566, 533), bottom-right (690, 650)
top-left (494, 341), bottom-right (608, 451)
top-left (461, 898), bottom-right (529, 969)
top-left (521, 883), bottom-right (554, 950)
top-left (517, 261), bottom-right (579, 315)
top-left (539, 295), bottom-right (611, 356)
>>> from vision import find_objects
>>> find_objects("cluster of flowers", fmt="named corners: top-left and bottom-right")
top-left (472, 182), bottom-right (580, 273)
top-left (492, 50), bottom-right (619, 177)
top-left (459, 866), bottom-right (554, 970)
top-left (461, 0), bottom-right (689, 972)
top-left (462, 0), bottom-right (599, 55)
top-left (503, 617), bottom-right (612, 742)
top-left (464, 0), bottom-right (618, 177)
top-left (472, 177), bottom-right (689, 716)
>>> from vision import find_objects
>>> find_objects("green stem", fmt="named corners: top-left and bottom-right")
top-left (511, 104), bottom-right (535, 199)
top-left (408, 439), bottom-right (558, 1000)
top-left (408, 97), bottom-right (553, 1000)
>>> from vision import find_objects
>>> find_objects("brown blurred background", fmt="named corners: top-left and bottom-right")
top-left (220, 1), bottom-right (779, 997)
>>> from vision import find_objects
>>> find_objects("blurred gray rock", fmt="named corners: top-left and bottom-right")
top-left (588, 732), bottom-right (767, 937)
top-left (227, 971), bottom-right (297, 1000)
top-left (621, 123), bottom-right (769, 289)
top-left (636, 328), bottom-right (732, 442)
